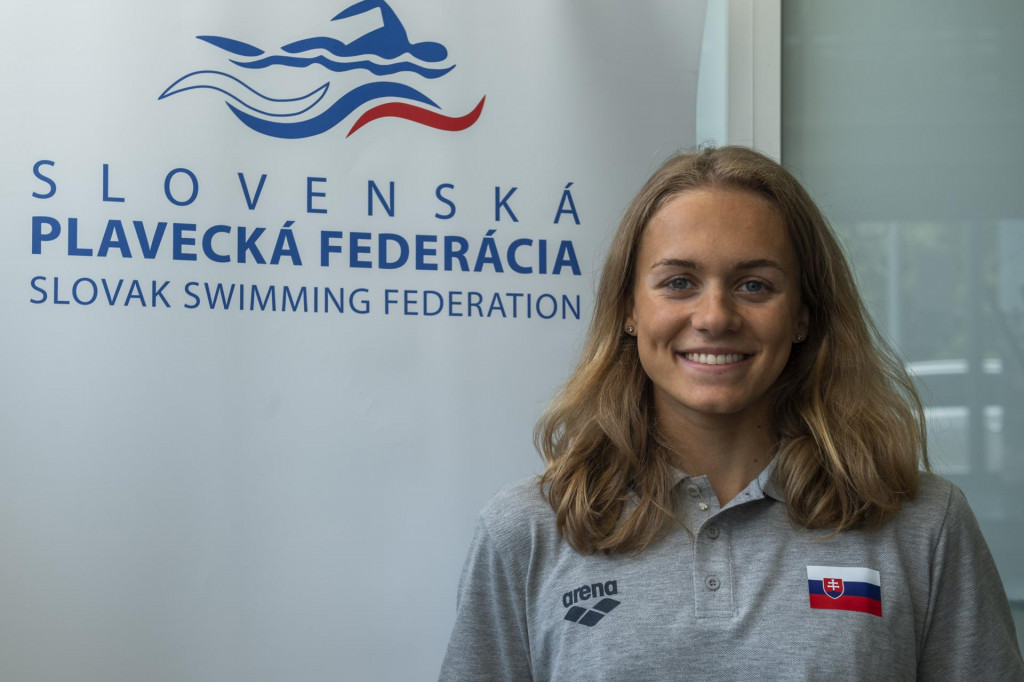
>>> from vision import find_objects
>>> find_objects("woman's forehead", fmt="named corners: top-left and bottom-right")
top-left (636, 188), bottom-right (796, 270)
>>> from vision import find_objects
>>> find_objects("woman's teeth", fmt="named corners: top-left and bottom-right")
top-left (683, 353), bottom-right (746, 365)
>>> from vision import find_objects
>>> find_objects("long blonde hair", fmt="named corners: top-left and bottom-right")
top-left (536, 146), bottom-right (927, 554)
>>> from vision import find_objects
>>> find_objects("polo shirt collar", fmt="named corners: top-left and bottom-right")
top-left (759, 458), bottom-right (785, 502)
top-left (668, 458), bottom-right (785, 504)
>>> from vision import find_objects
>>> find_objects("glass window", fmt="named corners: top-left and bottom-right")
top-left (782, 0), bottom-right (1024, 651)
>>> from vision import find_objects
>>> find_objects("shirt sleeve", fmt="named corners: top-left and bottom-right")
top-left (917, 484), bottom-right (1024, 680)
top-left (438, 516), bottom-right (533, 682)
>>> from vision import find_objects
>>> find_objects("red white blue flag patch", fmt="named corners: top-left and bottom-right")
top-left (807, 566), bottom-right (882, 617)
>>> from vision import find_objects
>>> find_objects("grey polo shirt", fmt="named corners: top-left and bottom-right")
top-left (439, 467), bottom-right (1024, 681)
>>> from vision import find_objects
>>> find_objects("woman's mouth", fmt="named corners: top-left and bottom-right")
top-left (681, 352), bottom-right (749, 365)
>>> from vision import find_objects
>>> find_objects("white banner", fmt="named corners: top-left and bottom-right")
top-left (0, 1), bottom-right (706, 679)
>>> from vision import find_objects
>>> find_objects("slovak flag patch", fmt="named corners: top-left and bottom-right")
top-left (807, 566), bottom-right (882, 617)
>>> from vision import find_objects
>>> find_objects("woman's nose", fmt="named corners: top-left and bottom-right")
top-left (692, 288), bottom-right (741, 335)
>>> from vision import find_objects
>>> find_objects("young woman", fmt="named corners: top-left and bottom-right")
top-left (439, 147), bottom-right (1024, 681)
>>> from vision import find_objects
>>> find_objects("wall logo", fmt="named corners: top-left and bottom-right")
top-left (159, 0), bottom-right (485, 139)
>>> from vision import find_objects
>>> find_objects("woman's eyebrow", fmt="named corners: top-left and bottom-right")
top-left (735, 258), bottom-right (786, 273)
top-left (649, 258), bottom-right (786, 273)
top-left (650, 258), bottom-right (698, 270)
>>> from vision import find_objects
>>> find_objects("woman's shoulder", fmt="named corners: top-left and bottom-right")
top-left (890, 470), bottom-right (979, 541)
top-left (903, 470), bottom-right (962, 513)
top-left (910, 469), bottom-right (956, 507)
top-left (895, 474), bottom-right (1024, 678)
top-left (476, 474), bottom-right (560, 554)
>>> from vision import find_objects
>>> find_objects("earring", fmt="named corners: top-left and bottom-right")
top-left (795, 333), bottom-right (804, 341)
top-left (625, 325), bottom-right (635, 334)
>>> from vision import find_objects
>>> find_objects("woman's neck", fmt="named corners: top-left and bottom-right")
top-left (655, 401), bottom-right (776, 505)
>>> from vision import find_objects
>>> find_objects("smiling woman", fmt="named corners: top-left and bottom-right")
top-left (540, 146), bottom-right (925, 552)
top-left (439, 147), bottom-right (1024, 681)
top-left (626, 188), bottom-right (809, 503)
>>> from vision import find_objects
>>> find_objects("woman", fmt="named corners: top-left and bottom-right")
top-left (439, 147), bottom-right (1024, 681)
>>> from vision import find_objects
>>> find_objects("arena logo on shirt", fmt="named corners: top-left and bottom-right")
top-left (562, 579), bottom-right (620, 627)
top-left (807, 565), bottom-right (882, 617)
top-left (159, 0), bottom-right (485, 139)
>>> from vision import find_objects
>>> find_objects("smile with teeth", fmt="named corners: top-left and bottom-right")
top-left (682, 352), bottom-right (749, 365)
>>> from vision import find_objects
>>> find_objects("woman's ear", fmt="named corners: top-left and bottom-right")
top-left (795, 305), bottom-right (810, 342)
top-left (624, 295), bottom-right (636, 335)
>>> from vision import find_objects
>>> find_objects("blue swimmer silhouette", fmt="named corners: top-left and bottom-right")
top-left (281, 0), bottom-right (447, 62)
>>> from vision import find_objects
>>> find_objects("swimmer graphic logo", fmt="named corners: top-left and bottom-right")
top-left (159, 0), bottom-right (485, 139)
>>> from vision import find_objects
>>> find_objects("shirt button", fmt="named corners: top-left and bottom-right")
top-left (687, 486), bottom-right (700, 498)
top-left (707, 526), bottom-right (720, 539)
top-left (705, 576), bottom-right (721, 591)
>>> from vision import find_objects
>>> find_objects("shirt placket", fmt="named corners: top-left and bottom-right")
top-left (684, 476), bottom-right (733, 618)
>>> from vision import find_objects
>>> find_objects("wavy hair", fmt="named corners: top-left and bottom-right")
top-left (536, 146), bottom-right (928, 554)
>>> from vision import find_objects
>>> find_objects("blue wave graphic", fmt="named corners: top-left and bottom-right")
top-left (197, 35), bottom-right (264, 57)
top-left (231, 54), bottom-right (454, 79)
top-left (227, 81), bottom-right (437, 139)
top-left (159, 70), bottom-right (329, 118)
top-left (282, 35), bottom-right (444, 62)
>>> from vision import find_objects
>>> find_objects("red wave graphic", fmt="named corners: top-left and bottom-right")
top-left (346, 95), bottom-right (486, 137)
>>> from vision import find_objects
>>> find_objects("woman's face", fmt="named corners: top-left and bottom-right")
top-left (626, 187), bottom-right (808, 425)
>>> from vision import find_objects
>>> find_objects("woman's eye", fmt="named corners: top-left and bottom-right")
top-left (740, 280), bottom-right (768, 294)
top-left (667, 277), bottom-right (694, 290)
